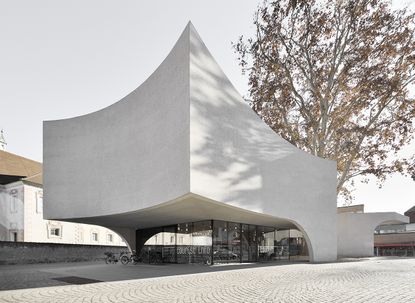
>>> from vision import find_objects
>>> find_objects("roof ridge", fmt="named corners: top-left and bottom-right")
top-left (0, 149), bottom-right (42, 165)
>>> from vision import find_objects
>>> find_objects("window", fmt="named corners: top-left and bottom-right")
top-left (9, 189), bottom-right (18, 214)
top-left (36, 192), bottom-right (43, 214)
top-left (10, 197), bottom-right (17, 213)
top-left (50, 228), bottom-right (60, 237)
top-left (107, 234), bottom-right (113, 243)
top-left (92, 232), bottom-right (98, 242)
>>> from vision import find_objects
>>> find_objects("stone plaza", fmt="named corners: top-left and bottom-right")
top-left (1, 258), bottom-right (414, 302)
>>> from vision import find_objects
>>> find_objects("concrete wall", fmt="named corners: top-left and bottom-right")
top-left (337, 212), bottom-right (409, 257)
top-left (43, 23), bottom-right (191, 220)
top-left (0, 241), bottom-right (126, 265)
top-left (44, 23), bottom-right (338, 262)
top-left (188, 24), bottom-right (338, 262)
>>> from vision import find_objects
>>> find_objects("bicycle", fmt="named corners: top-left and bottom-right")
top-left (120, 250), bottom-right (141, 265)
top-left (148, 250), bottom-right (163, 264)
top-left (104, 251), bottom-right (118, 264)
top-left (203, 255), bottom-right (212, 265)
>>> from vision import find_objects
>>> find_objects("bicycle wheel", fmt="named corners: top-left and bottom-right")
top-left (120, 255), bottom-right (130, 265)
top-left (132, 256), bottom-right (139, 265)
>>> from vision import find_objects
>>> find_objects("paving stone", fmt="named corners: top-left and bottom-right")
top-left (1, 258), bottom-right (415, 302)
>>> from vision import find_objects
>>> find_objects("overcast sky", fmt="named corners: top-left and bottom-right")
top-left (1, 0), bottom-right (414, 214)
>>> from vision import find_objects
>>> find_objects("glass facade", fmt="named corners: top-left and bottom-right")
top-left (141, 220), bottom-right (309, 264)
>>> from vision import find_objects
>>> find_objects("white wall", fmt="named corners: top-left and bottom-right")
top-left (0, 181), bottom-right (127, 246)
top-left (188, 24), bottom-right (337, 262)
top-left (43, 23), bottom-right (191, 220)
top-left (23, 183), bottom-right (126, 246)
top-left (337, 212), bottom-right (409, 257)
top-left (0, 182), bottom-right (24, 241)
top-left (44, 23), bottom-right (338, 262)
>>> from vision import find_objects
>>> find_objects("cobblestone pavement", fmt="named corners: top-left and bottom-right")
top-left (1, 258), bottom-right (415, 302)
top-left (0, 265), bottom-right (68, 291)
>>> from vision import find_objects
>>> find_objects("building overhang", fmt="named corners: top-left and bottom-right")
top-left (55, 193), bottom-right (297, 231)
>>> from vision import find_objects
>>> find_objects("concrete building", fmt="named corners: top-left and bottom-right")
top-left (0, 150), bottom-right (125, 246)
top-left (373, 205), bottom-right (415, 256)
top-left (44, 22), bottom-right (407, 264)
top-left (337, 204), bottom-right (408, 257)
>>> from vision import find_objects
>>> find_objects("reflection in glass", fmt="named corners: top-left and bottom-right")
top-left (213, 221), bottom-right (229, 263)
top-left (248, 224), bottom-right (258, 262)
top-left (275, 229), bottom-right (290, 260)
top-left (162, 225), bottom-right (176, 263)
top-left (288, 229), bottom-right (309, 260)
top-left (177, 223), bottom-right (192, 264)
top-left (192, 221), bottom-right (212, 264)
top-left (241, 224), bottom-right (249, 262)
top-left (141, 220), bottom-right (309, 264)
top-left (258, 226), bottom-right (275, 261)
top-left (228, 222), bottom-right (241, 263)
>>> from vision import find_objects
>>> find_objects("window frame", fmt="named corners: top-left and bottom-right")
top-left (107, 234), bottom-right (113, 243)
top-left (36, 191), bottom-right (43, 214)
top-left (92, 232), bottom-right (99, 242)
top-left (50, 227), bottom-right (61, 237)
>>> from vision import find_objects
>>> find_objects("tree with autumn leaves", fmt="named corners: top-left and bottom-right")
top-left (235, 0), bottom-right (415, 202)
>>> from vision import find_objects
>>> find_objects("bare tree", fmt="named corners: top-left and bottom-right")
top-left (235, 0), bottom-right (415, 202)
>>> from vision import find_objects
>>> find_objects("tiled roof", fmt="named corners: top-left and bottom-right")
top-left (0, 150), bottom-right (42, 185)
top-left (23, 172), bottom-right (43, 186)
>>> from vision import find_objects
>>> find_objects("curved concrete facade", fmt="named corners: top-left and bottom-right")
top-left (44, 23), bottom-right (338, 262)
top-left (337, 212), bottom-right (409, 257)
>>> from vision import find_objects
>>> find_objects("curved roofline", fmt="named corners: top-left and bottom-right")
top-left (43, 20), bottom-right (337, 165)
top-left (48, 192), bottom-right (300, 228)
top-left (44, 21), bottom-right (193, 124)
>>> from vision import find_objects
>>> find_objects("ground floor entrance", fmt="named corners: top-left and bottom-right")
top-left (137, 220), bottom-right (308, 265)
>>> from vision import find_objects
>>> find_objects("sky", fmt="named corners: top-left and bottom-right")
top-left (0, 0), bottom-right (414, 214)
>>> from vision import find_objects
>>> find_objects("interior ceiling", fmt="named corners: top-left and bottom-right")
top-left (61, 195), bottom-right (297, 230)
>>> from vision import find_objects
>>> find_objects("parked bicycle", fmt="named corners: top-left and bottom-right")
top-left (104, 251), bottom-right (118, 264)
top-left (203, 256), bottom-right (212, 266)
top-left (148, 250), bottom-right (163, 264)
top-left (120, 250), bottom-right (141, 265)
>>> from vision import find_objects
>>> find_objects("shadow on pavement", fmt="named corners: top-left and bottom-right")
top-left (0, 260), bottom-right (307, 291)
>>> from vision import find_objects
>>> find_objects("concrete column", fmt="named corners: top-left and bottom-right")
top-left (110, 227), bottom-right (136, 252)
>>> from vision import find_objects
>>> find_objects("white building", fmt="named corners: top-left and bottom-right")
top-left (43, 22), bottom-right (408, 264)
top-left (0, 150), bottom-right (126, 246)
top-left (44, 22), bottom-right (337, 263)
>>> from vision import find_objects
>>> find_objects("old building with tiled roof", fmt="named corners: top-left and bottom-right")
top-left (0, 149), bottom-right (125, 247)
